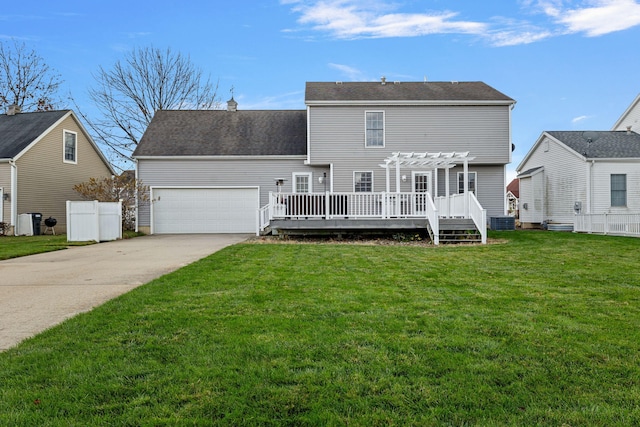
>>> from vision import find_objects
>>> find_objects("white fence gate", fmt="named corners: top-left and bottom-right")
top-left (67, 200), bottom-right (122, 242)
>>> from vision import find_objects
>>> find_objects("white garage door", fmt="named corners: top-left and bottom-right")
top-left (152, 187), bottom-right (259, 234)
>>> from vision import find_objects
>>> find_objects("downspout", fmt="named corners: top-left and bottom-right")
top-left (10, 160), bottom-right (17, 235)
top-left (134, 158), bottom-right (139, 233)
top-left (587, 160), bottom-right (594, 214)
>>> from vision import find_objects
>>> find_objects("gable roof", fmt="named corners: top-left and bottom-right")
top-left (517, 166), bottom-right (544, 178)
top-left (305, 81), bottom-right (515, 105)
top-left (133, 110), bottom-right (307, 157)
top-left (612, 93), bottom-right (640, 131)
top-left (0, 110), bottom-right (70, 159)
top-left (546, 130), bottom-right (640, 158)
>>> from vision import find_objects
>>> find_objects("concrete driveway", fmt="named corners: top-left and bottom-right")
top-left (0, 234), bottom-right (249, 351)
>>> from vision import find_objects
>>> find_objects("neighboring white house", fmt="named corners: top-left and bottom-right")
top-left (133, 80), bottom-right (516, 241)
top-left (516, 130), bottom-right (640, 229)
top-left (612, 93), bottom-right (640, 133)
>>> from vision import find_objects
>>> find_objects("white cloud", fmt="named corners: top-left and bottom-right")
top-left (572, 115), bottom-right (590, 123)
top-left (282, 0), bottom-right (640, 46)
top-left (328, 63), bottom-right (366, 80)
top-left (286, 1), bottom-right (487, 39)
top-left (554, 0), bottom-right (640, 36)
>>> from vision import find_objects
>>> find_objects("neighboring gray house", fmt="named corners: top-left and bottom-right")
top-left (0, 107), bottom-right (114, 235)
top-left (516, 130), bottom-right (640, 229)
top-left (133, 80), bottom-right (516, 240)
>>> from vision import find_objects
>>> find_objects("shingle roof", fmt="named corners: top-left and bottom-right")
top-left (133, 110), bottom-right (307, 157)
top-left (0, 110), bottom-right (70, 158)
top-left (547, 131), bottom-right (640, 158)
top-left (305, 81), bottom-right (515, 103)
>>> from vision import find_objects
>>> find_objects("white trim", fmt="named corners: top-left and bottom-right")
top-left (612, 93), bottom-right (640, 131)
top-left (412, 171), bottom-right (432, 195)
top-left (0, 186), bottom-right (3, 223)
top-left (306, 105), bottom-right (312, 164)
top-left (353, 170), bottom-right (374, 192)
top-left (292, 172), bottom-right (313, 193)
top-left (457, 171), bottom-right (477, 194)
top-left (306, 100), bottom-right (516, 107)
top-left (365, 110), bottom-right (385, 148)
top-left (63, 129), bottom-right (78, 164)
top-left (10, 160), bottom-right (17, 233)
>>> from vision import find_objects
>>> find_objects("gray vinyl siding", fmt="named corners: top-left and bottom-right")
top-left (308, 104), bottom-right (510, 217)
top-left (308, 105), bottom-right (511, 169)
top-left (136, 157), bottom-right (324, 227)
top-left (519, 135), bottom-right (585, 224)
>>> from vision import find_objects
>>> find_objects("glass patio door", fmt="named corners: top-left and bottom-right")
top-left (413, 172), bottom-right (431, 214)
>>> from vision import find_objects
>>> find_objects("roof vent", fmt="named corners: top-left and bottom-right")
top-left (6, 104), bottom-right (21, 116)
top-left (381, 76), bottom-right (386, 85)
top-left (627, 125), bottom-right (633, 135)
top-left (336, 81), bottom-right (342, 85)
top-left (451, 81), bottom-right (459, 84)
top-left (394, 81), bottom-right (400, 85)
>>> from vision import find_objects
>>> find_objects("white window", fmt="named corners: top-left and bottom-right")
top-left (354, 171), bottom-right (373, 192)
top-left (611, 174), bottom-right (627, 207)
top-left (365, 111), bottom-right (384, 147)
top-left (457, 171), bottom-right (477, 194)
top-left (64, 130), bottom-right (77, 164)
top-left (293, 173), bottom-right (312, 193)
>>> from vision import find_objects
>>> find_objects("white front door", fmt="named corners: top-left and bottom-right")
top-left (413, 172), bottom-right (431, 213)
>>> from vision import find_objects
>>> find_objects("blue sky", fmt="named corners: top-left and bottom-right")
top-left (3, 0), bottom-right (640, 180)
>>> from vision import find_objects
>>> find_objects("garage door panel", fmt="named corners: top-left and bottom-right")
top-left (153, 188), bottom-right (258, 234)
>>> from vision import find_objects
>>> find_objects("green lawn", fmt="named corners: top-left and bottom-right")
top-left (0, 231), bottom-right (144, 260)
top-left (1, 231), bottom-right (639, 426)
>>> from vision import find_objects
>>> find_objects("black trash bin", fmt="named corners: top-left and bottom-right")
top-left (28, 213), bottom-right (42, 235)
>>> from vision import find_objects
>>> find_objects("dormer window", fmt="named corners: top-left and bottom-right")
top-left (64, 130), bottom-right (77, 164)
top-left (365, 111), bottom-right (384, 147)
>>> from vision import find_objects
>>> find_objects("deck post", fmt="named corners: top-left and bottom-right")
top-left (395, 160), bottom-right (401, 193)
top-left (445, 167), bottom-right (451, 217)
top-left (433, 167), bottom-right (438, 198)
top-left (325, 191), bottom-right (330, 219)
top-left (464, 158), bottom-right (469, 217)
top-left (385, 164), bottom-right (390, 192)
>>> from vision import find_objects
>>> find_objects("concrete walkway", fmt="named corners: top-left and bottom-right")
top-left (0, 234), bottom-right (249, 351)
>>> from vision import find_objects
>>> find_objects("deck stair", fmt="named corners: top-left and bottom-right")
top-left (438, 218), bottom-right (482, 243)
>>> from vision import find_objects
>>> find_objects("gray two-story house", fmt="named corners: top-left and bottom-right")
top-left (133, 80), bottom-right (515, 243)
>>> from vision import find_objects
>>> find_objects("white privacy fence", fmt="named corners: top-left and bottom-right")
top-left (67, 200), bottom-right (122, 242)
top-left (574, 213), bottom-right (640, 237)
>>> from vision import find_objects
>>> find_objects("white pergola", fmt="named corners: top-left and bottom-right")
top-left (380, 151), bottom-right (475, 196)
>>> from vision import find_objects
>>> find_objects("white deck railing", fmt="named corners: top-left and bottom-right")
top-left (258, 191), bottom-right (488, 243)
top-left (467, 192), bottom-right (487, 244)
top-left (574, 213), bottom-right (640, 236)
top-left (267, 192), bottom-right (438, 220)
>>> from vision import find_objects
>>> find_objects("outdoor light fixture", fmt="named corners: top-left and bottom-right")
top-left (2, 193), bottom-right (9, 201)
top-left (402, 175), bottom-right (407, 182)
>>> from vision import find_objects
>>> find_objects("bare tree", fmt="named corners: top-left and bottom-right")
top-left (0, 40), bottom-right (63, 111)
top-left (82, 46), bottom-right (220, 166)
top-left (73, 174), bottom-right (150, 230)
